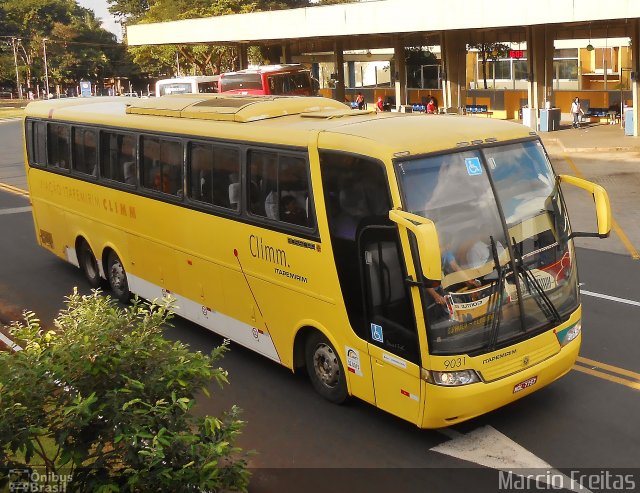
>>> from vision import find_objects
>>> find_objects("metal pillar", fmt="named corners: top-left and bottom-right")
top-left (442, 31), bottom-right (466, 114)
top-left (238, 44), bottom-right (249, 70)
top-left (334, 40), bottom-right (345, 103)
top-left (281, 43), bottom-right (292, 64)
top-left (43, 39), bottom-right (50, 98)
top-left (11, 38), bottom-right (23, 99)
top-left (394, 37), bottom-right (406, 110)
top-left (632, 19), bottom-right (640, 137)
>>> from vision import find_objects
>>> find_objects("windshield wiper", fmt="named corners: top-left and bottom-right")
top-left (511, 237), bottom-right (561, 323)
top-left (485, 236), bottom-right (508, 351)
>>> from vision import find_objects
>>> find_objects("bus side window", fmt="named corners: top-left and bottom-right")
top-left (160, 140), bottom-right (183, 196)
top-left (100, 132), bottom-right (136, 184)
top-left (141, 137), bottom-right (182, 195)
top-left (248, 150), bottom-right (277, 217)
top-left (72, 127), bottom-right (97, 176)
top-left (141, 136), bottom-right (161, 190)
top-left (188, 143), bottom-right (239, 210)
top-left (212, 146), bottom-right (240, 210)
top-left (279, 156), bottom-right (312, 227)
top-left (189, 143), bottom-right (212, 202)
top-left (47, 123), bottom-right (70, 170)
top-left (33, 121), bottom-right (47, 166)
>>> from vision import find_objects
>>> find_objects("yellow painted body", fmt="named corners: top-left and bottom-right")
top-left (23, 95), bottom-right (604, 428)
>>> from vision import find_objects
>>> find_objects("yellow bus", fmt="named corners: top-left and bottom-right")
top-left (23, 95), bottom-right (610, 428)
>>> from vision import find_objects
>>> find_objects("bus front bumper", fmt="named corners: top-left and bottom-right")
top-left (420, 334), bottom-right (580, 429)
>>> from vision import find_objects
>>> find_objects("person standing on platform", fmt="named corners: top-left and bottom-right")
top-left (571, 97), bottom-right (584, 129)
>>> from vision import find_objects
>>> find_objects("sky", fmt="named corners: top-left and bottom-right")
top-left (76, 0), bottom-right (121, 39)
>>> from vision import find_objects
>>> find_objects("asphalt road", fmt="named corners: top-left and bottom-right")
top-left (1, 119), bottom-right (638, 492)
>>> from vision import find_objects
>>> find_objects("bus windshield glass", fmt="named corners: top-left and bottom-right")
top-left (219, 73), bottom-right (263, 92)
top-left (158, 83), bottom-right (192, 96)
top-left (396, 140), bottom-right (578, 355)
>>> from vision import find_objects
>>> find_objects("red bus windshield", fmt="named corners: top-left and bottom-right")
top-left (219, 69), bottom-right (313, 96)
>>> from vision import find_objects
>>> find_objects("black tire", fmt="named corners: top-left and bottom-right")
top-left (106, 251), bottom-right (131, 303)
top-left (305, 332), bottom-right (348, 404)
top-left (78, 241), bottom-right (103, 289)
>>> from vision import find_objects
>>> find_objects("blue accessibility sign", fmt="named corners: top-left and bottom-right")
top-left (371, 323), bottom-right (384, 343)
top-left (465, 157), bottom-right (483, 176)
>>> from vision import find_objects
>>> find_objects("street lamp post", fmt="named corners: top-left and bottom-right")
top-left (11, 38), bottom-right (23, 99)
top-left (43, 38), bottom-right (50, 98)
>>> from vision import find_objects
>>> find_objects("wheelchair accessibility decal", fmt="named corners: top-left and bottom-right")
top-left (465, 157), bottom-right (483, 176)
top-left (371, 323), bottom-right (384, 343)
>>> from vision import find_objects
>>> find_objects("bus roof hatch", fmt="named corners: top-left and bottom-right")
top-left (126, 94), bottom-right (349, 122)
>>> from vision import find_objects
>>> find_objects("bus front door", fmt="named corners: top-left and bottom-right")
top-left (360, 226), bottom-right (422, 424)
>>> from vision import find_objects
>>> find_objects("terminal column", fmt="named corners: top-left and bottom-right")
top-left (281, 43), bottom-right (292, 64)
top-left (238, 45), bottom-right (248, 70)
top-left (441, 31), bottom-right (467, 114)
top-left (394, 37), bottom-right (407, 111)
top-left (525, 26), bottom-right (548, 129)
top-left (631, 19), bottom-right (640, 137)
top-left (334, 40), bottom-right (346, 104)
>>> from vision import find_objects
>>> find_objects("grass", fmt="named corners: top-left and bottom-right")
top-left (0, 107), bottom-right (24, 119)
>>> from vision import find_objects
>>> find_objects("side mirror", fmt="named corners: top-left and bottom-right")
top-left (558, 174), bottom-right (611, 238)
top-left (389, 209), bottom-right (442, 280)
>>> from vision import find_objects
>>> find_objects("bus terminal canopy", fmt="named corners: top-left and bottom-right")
top-left (126, 0), bottom-right (640, 49)
top-left (126, 0), bottom-right (640, 136)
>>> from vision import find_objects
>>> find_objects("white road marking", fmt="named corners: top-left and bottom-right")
top-left (0, 329), bottom-right (22, 351)
top-left (431, 425), bottom-right (591, 492)
top-left (0, 206), bottom-right (31, 215)
top-left (581, 289), bottom-right (640, 308)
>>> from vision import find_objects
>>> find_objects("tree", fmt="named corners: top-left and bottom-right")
top-left (0, 290), bottom-right (249, 492)
top-left (1, 0), bottom-right (129, 94)
top-left (116, 0), bottom-right (315, 77)
top-left (468, 42), bottom-right (510, 89)
top-left (405, 46), bottom-right (439, 89)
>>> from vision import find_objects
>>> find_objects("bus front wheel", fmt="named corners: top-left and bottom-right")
top-left (106, 251), bottom-right (131, 303)
top-left (78, 240), bottom-right (102, 289)
top-left (305, 332), bottom-right (348, 404)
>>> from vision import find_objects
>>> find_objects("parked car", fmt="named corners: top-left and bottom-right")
top-left (123, 92), bottom-right (139, 97)
top-left (0, 91), bottom-right (14, 99)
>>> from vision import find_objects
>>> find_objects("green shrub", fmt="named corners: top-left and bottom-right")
top-left (0, 290), bottom-right (249, 492)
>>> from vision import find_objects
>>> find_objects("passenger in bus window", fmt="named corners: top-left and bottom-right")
top-left (334, 179), bottom-right (369, 239)
top-left (280, 195), bottom-right (307, 226)
top-left (119, 136), bottom-right (137, 184)
top-left (228, 173), bottom-right (240, 210)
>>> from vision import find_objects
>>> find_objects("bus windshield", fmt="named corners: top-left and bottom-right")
top-left (157, 82), bottom-right (193, 96)
top-left (219, 73), bottom-right (263, 92)
top-left (397, 140), bottom-right (578, 355)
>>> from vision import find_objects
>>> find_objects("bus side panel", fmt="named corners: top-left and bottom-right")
top-left (128, 234), bottom-right (181, 300)
top-left (28, 172), bottom-right (81, 263)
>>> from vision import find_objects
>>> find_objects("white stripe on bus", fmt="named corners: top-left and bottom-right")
top-left (127, 273), bottom-right (282, 363)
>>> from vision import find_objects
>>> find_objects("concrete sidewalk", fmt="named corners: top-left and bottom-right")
top-left (538, 121), bottom-right (640, 152)
top-left (537, 121), bottom-right (640, 261)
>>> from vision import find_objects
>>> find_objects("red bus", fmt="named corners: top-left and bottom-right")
top-left (218, 64), bottom-right (314, 96)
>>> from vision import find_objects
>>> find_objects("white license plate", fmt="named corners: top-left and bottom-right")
top-left (513, 376), bottom-right (538, 393)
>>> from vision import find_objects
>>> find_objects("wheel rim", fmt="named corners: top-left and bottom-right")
top-left (312, 343), bottom-right (340, 389)
top-left (109, 258), bottom-right (126, 294)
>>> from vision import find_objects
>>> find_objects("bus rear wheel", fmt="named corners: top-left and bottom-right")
top-left (106, 251), bottom-right (131, 303)
top-left (305, 332), bottom-right (348, 404)
top-left (78, 240), bottom-right (102, 289)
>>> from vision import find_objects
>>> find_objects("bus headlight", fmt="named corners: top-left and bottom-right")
top-left (427, 369), bottom-right (480, 386)
top-left (557, 321), bottom-right (581, 346)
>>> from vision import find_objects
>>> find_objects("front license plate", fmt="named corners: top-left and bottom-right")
top-left (513, 376), bottom-right (538, 393)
